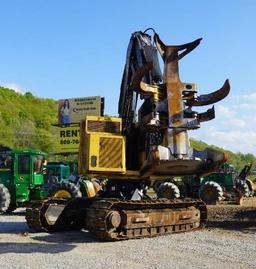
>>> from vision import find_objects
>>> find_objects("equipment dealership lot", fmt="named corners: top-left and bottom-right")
top-left (0, 205), bottom-right (255, 269)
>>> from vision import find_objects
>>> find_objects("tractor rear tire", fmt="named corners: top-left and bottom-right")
top-left (6, 203), bottom-right (17, 213)
top-left (245, 179), bottom-right (254, 196)
top-left (0, 184), bottom-right (11, 213)
top-left (199, 181), bottom-right (223, 205)
top-left (235, 179), bottom-right (250, 197)
top-left (49, 181), bottom-right (82, 199)
top-left (153, 180), bottom-right (163, 193)
top-left (157, 182), bottom-right (180, 199)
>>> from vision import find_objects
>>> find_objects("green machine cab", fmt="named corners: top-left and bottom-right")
top-left (45, 162), bottom-right (71, 184)
top-left (201, 162), bottom-right (236, 187)
top-left (0, 146), bottom-right (48, 212)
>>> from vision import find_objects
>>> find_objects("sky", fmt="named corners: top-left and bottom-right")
top-left (0, 0), bottom-right (256, 154)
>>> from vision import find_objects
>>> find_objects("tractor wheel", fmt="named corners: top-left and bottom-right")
top-left (199, 181), bottom-right (223, 205)
top-left (152, 180), bottom-right (163, 193)
top-left (0, 184), bottom-right (11, 213)
top-left (245, 179), bottom-right (254, 197)
top-left (49, 181), bottom-right (82, 199)
top-left (6, 203), bottom-right (17, 213)
top-left (49, 176), bottom-right (60, 185)
top-left (235, 179), bottom-right (250, 197)
top-left (157, 182), bottom-right (180, 199)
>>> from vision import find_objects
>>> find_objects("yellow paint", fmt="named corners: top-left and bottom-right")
top-left (0, 168), bottom-right (10, 171)
top-left (55, 125), bottom-right (80, 153)
top-left (79, 116), bottom-right (126, 174)
top-left (86, 133), bottom-right (126, 173)
top-left (53, 190), bottom-right (72, 198)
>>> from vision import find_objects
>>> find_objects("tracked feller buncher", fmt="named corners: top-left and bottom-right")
top-left (26, 29), bottom-right (230, 240)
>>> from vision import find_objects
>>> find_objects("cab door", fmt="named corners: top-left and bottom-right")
top-left (32, 155), bottom-right (45, 186)
top-left (14, 154), bottom-right (31, 203)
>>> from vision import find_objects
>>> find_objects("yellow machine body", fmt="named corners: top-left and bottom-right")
top-left (79, 116), bottom-right (126, 174)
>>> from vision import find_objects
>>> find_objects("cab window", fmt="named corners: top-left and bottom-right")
top-left (34, 155), bottom-right (45, 174)
top-left (18, 155), bottom-right (30, 174)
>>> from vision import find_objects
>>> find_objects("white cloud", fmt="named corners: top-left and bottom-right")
top-left (0, 82), bottom-right (24, 94)
top-left (232, 92), bottom-right (256, 110)
top-left (241, 92), bottom-right (256, 101)
top-left (191, 126), bottom-right (256, 154)
top-left (190, 90), bottom-right (256, 155)
top-left (232, 92), bottom-right (256, 102)
top-left (217, 130), bottom-right (256, 154)
top-left (215, 104), bottom-right (234, 118)
top-left (229, 118), bottom-right (246, 128)
top-left (238, 103), bottom-right (256, 110)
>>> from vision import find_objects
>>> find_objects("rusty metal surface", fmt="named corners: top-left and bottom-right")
top-left (186, 79), bottom-right (230, 107)
top-left (86, 198), bottom-right (207, 240)
top-left (25, 198), bottom-right (89, 232)
top-left (128, 31), bottom-right (230, 176)
top-left (26, 197), bottom-right (207, 241)
top-left (26, 199), bottom-right (67, 232)
top-left (87, 120), bottom-right (121, 134)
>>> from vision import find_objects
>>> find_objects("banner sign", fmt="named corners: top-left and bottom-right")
top-left (58, 96), bottom-right (103, 125)
top-left (55, 126), bottom-right (80, 153)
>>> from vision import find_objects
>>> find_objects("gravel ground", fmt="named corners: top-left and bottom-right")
top-left (0, 205), bottom-right (255, 269)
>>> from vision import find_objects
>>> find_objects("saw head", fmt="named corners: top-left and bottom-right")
top-left (127, 30), bottom-right (230, 176)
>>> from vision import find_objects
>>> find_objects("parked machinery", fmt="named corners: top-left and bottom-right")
top-left (0, 146), bottom-right (77, 213)
top-left (237, 163), bottom-right (255, 196)
top-left (175, 163), bottom-right (255, 205)
top-left (0, 145), bottom-right (48, 213)
top-left (198, 163), bottom-right (254, 204)
top-left (26, 29), bottom-right (230, 240)
top-left (46, 162), bottom-right (71, 184)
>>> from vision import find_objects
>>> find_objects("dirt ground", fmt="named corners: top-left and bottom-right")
top-left (0, 199), bottom-right (255, 269)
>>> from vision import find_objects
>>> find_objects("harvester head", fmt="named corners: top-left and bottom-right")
top-left (121, 30), bottom-right (230, 177)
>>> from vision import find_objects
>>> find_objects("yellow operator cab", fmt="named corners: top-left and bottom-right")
top-left (79, 115), bottom-right (126, 174)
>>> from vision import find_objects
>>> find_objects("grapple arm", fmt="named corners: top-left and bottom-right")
top-left (186, 79), bottom-right (230, 107)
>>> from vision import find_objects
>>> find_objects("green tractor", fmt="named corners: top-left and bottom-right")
top-left (0, 146), bottom-right (48, 213)
top-left (147, 163), bottom-right (254, 205)
top-left (45, 162), bottom-right (72, 185)
top-left (182, 162), bottom-right (253, 204)
top-left (0, 146), bottom-right (79, 213)
top-left (44, 160), bottom-right (85, 199)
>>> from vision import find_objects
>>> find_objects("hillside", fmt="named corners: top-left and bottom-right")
top-left (0, 86), bottom-right (58, 152)
top-left (190, 139), bottom-right (256, 171)
top-left (0, 86), bottom-right (255, 170)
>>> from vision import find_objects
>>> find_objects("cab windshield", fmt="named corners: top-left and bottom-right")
top-left (47, 167), bottom-right (61, 178)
